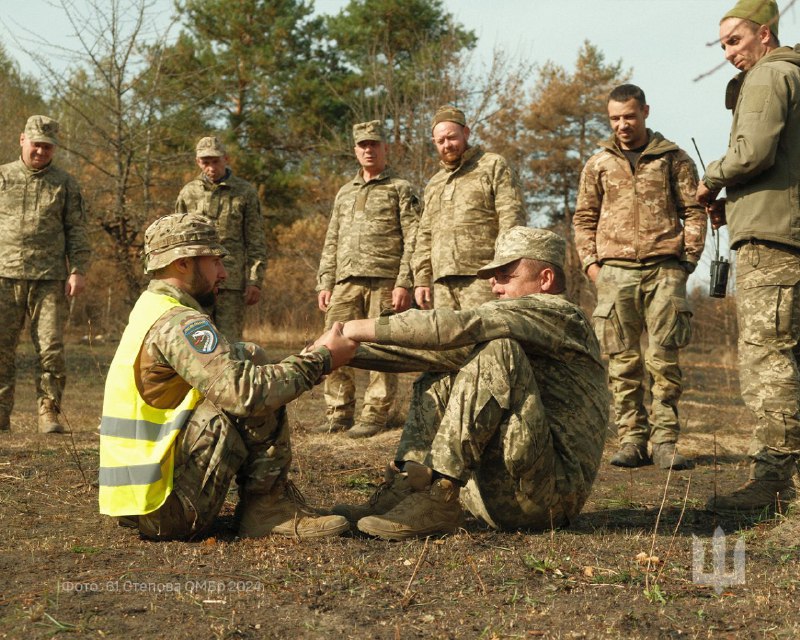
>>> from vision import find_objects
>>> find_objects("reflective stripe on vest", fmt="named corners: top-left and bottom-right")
top-left (98, 290), bottom-right (202, 516)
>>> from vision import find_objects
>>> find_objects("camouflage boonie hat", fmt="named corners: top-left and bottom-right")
top-left (722, 0), bottom-right (779, 38)
top-left (24, 115), bottom-right (59, 145)
top-left (143, 213), bottom-right (228, 273)
top-left (477, 227), bottom-right (566, 278)
top-left (431, 105), bottom-right (467, 131)
top-left (195, 136), bottom-right (226, 158)
top-left (353, 120), bottom-right (385, 144)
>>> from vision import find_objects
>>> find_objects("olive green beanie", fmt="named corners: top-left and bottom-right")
top-left (722, 0), bottom-right (779, 38)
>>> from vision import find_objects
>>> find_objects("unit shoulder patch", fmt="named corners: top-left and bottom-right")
top-left (183, 318), bottom-right (219, 354)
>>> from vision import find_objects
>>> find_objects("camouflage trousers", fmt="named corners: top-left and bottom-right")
top-left (0, 278), bottom-right (68, 420)
top-left (592, 260), bottom-right (691, 446)
top-left (433, 275), bottom-right (495, 310)
top-left (206, 288), bottom-right (246, 344)
top-left (323, 277), bottom-right (398, 428)
top-left (396, 338), bottom-right (567, 531)
top-left (134, 343), bottom-right (292, 540)
top-left (736, 242), bottom-right (800, 481)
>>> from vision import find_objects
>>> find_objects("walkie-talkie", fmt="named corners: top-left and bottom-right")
top-left (692, 138), bottom-right (730, 298)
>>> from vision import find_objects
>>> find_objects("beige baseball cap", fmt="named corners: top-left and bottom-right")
top-left (24, 115), bottom-right (59, 145)
top-left (477, 227), bottom-right (566, 278)
top-left (195, 136), bottom-right (226, 158)
top-left (353, 120), bottom-right (386, 144)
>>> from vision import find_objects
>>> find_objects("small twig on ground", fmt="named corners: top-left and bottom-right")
top-left (60, 411), bottom-right (90, 487)
top-left (645, 455), bottom-right (674, 593)
top-left (401, 536), bottom-right (430, 607)
top-left (467, 555), bottom-right (487, 595)
top-left (655, 475), bottom-right (692, 585)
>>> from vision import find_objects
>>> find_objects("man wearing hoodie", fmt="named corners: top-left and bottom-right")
top-left (574, 84), bottom-right (707, 471)
top-left (697, 0), bottom-right (800, 513)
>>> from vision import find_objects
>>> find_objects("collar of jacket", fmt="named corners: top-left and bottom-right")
top-left (17, 157), bottom-right (53, 177)
top-left (726, 45), bottom-right (800, 111)
top-left (441, 145), bottom-right (481, 173)
top-left (353, 166), bottom-right (394, 185)
top-left (600, 130), bottom-right (677, 159)
top-left (147, 279), bottom-right (205, 313)
top-left (201, 167), bottom-right (232, 187)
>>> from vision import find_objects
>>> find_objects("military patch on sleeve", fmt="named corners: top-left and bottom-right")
top-left (183, 319), bottom-right (219, 353)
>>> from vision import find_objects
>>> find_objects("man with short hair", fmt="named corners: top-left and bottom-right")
top-left (573, 84), bottom-right (706, 471)
top-left (175, 136), bottom-right (267, 343)
top-left (333, 227), bottom-right (609, 539)
top-left (98, 213), bottom-right (355, 540)
top-left (0, 115), bottom-right (91, 433)
top-left (315, 120), bottom-right (421, 437)
top-left (697, 0), bottom-right (800, 512)
top-left (412, 105), bottom-right (526, 311)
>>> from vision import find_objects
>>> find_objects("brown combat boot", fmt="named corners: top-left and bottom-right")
top-left (706, 479), bottom-right (796, 514)
top-left (357, 476), bottom-right (464, 541)
top-left (652, 443), bottom-right (695, 470)
top-left (237, 480), bottom-right (349, 539)
top-left (346, 421), bottom-right (385, 439)
top-left (610, 443), bottom-right (651, 468)
top-left (331, 461), bottom-right (432, 523)
top-left (308, 418), bottom-right (352, 435)
top-left (38, 399), bottom-right (64, 434)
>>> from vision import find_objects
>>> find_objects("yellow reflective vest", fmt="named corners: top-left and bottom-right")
top-left (98, 291), bottom-right (202, 516)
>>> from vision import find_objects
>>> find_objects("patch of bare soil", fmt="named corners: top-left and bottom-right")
top-left (1, 342), bottom-right (798, 639)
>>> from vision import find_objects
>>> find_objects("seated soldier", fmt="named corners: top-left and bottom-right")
top-left (334, 227), bottom-right (610, 539)
top-left (99, 213), bottom-right (356, 540)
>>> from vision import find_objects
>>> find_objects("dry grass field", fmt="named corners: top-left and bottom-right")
top-left (1, 339), bottom-right (799, 639)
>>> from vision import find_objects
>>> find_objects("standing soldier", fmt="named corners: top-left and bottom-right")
top-left (0, 115), bottom-right (91, 433)
top-left (315, 121), bottom-right (421, 437)
top-left (175, 136), bottom-right (267, 343)
top-left (413, 105), bottom-right (526, 311)
top-left (697, 0), bottom-right (800, 512)
top-left (574, 84), bottom-right (706, 471)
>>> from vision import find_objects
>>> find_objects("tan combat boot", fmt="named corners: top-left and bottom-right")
top-left (38, 399), bottom-right (64, 434)
top-left (706, 479), bottom-right (796, 514)
top-left (610, 443), bottom-right (651, 468)
top-left (652, 443), bottom-right (695, 470)
top-left (357, 476), bottom-right (464, 541)
top-left (331, 461), bottom-right (432, 523)
top-left (237, 480), bottom-right (350, 539)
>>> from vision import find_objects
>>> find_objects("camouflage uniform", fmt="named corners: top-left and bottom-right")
top-left (0, 119), bottom-right (90, 428)
top-left (412, 146), bottom-right (526, 309)
top-left (352, 294), bottom-right (609, 529)
top-left (175, 165), bottom-right (266, 343)
top-left (123, 279), bottom-right (329, 538)
top-left (702, 45), bottom-right (800, 483)
top-left (573, 130), bottom-right (706, 451)
top-left (316, 127), bottom-right (421, 431)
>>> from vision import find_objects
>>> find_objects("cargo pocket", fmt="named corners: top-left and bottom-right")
top-left (592, 300), bottom-right (625, 355)
top-left (659, 297), bottom-right (692, 349)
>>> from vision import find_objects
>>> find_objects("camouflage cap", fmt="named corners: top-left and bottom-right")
top-left (431, 105), bottom-right (467, 131)
top-left (24, 115), bottom-right (59, 145)
top-left (353, 120), bottom-right (385, 144)
top-left (477, 227), bottom-right (566, 278)
top-left (143, 213), bottom-right (228, 273)
top-left (722, 0), bottom-right (779, 37)
top-left (195, 136), bottom-right (226, 158)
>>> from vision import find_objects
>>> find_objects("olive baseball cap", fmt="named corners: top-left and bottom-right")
top-left (722, 0), bottom-right (779, 38)
top-left (143, 213), bottom-right (227, 273)
top-left (24, 115), bottom-right (59, 145)
top-left (195, 136), bottom-right (226, 158)
top-left (431, 105), bottom-right (467, 131)
top-left (477, 227), bottom-right (566, 278)
top-left (353, 120), bottom-right (385, 144)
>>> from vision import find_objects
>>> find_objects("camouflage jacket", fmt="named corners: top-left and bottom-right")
top-left (352, 294), bottom-right (609, 510)
top-left (316, 168), bottom-right (421, 292)
top-left (175, 172), bottom-right (267, 290)
top-left (412, 147), bottom-right (526, 286)
top-left (703, 46), bottom-right (800, 251)
top-left (135, 280), bottom-right (330, 416)
top-left (573, 131), bottom-right (707, 271)
top-left (0, 159), bottom-right (91, 279)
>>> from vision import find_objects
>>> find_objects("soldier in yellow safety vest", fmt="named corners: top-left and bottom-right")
top-left (99, 213), bottom-right (357, 540)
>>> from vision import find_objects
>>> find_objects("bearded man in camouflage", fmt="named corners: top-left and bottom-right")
top-left (175, 136), bottom-right (267, 343)
top-left (98, 214), bottom-right (355, 540)
top-left (0, 115), bottom-right (91, 434)
top-left (412, 105), bottom-right (526, 311)
top-left (332, 227), bottom-right (609, 539)
top-left (573, 84), bottom-right (707, 471)
top-left (315, 120), bottom-right (421, 438)
top-left (697, 0), bottom-right (800, 513)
